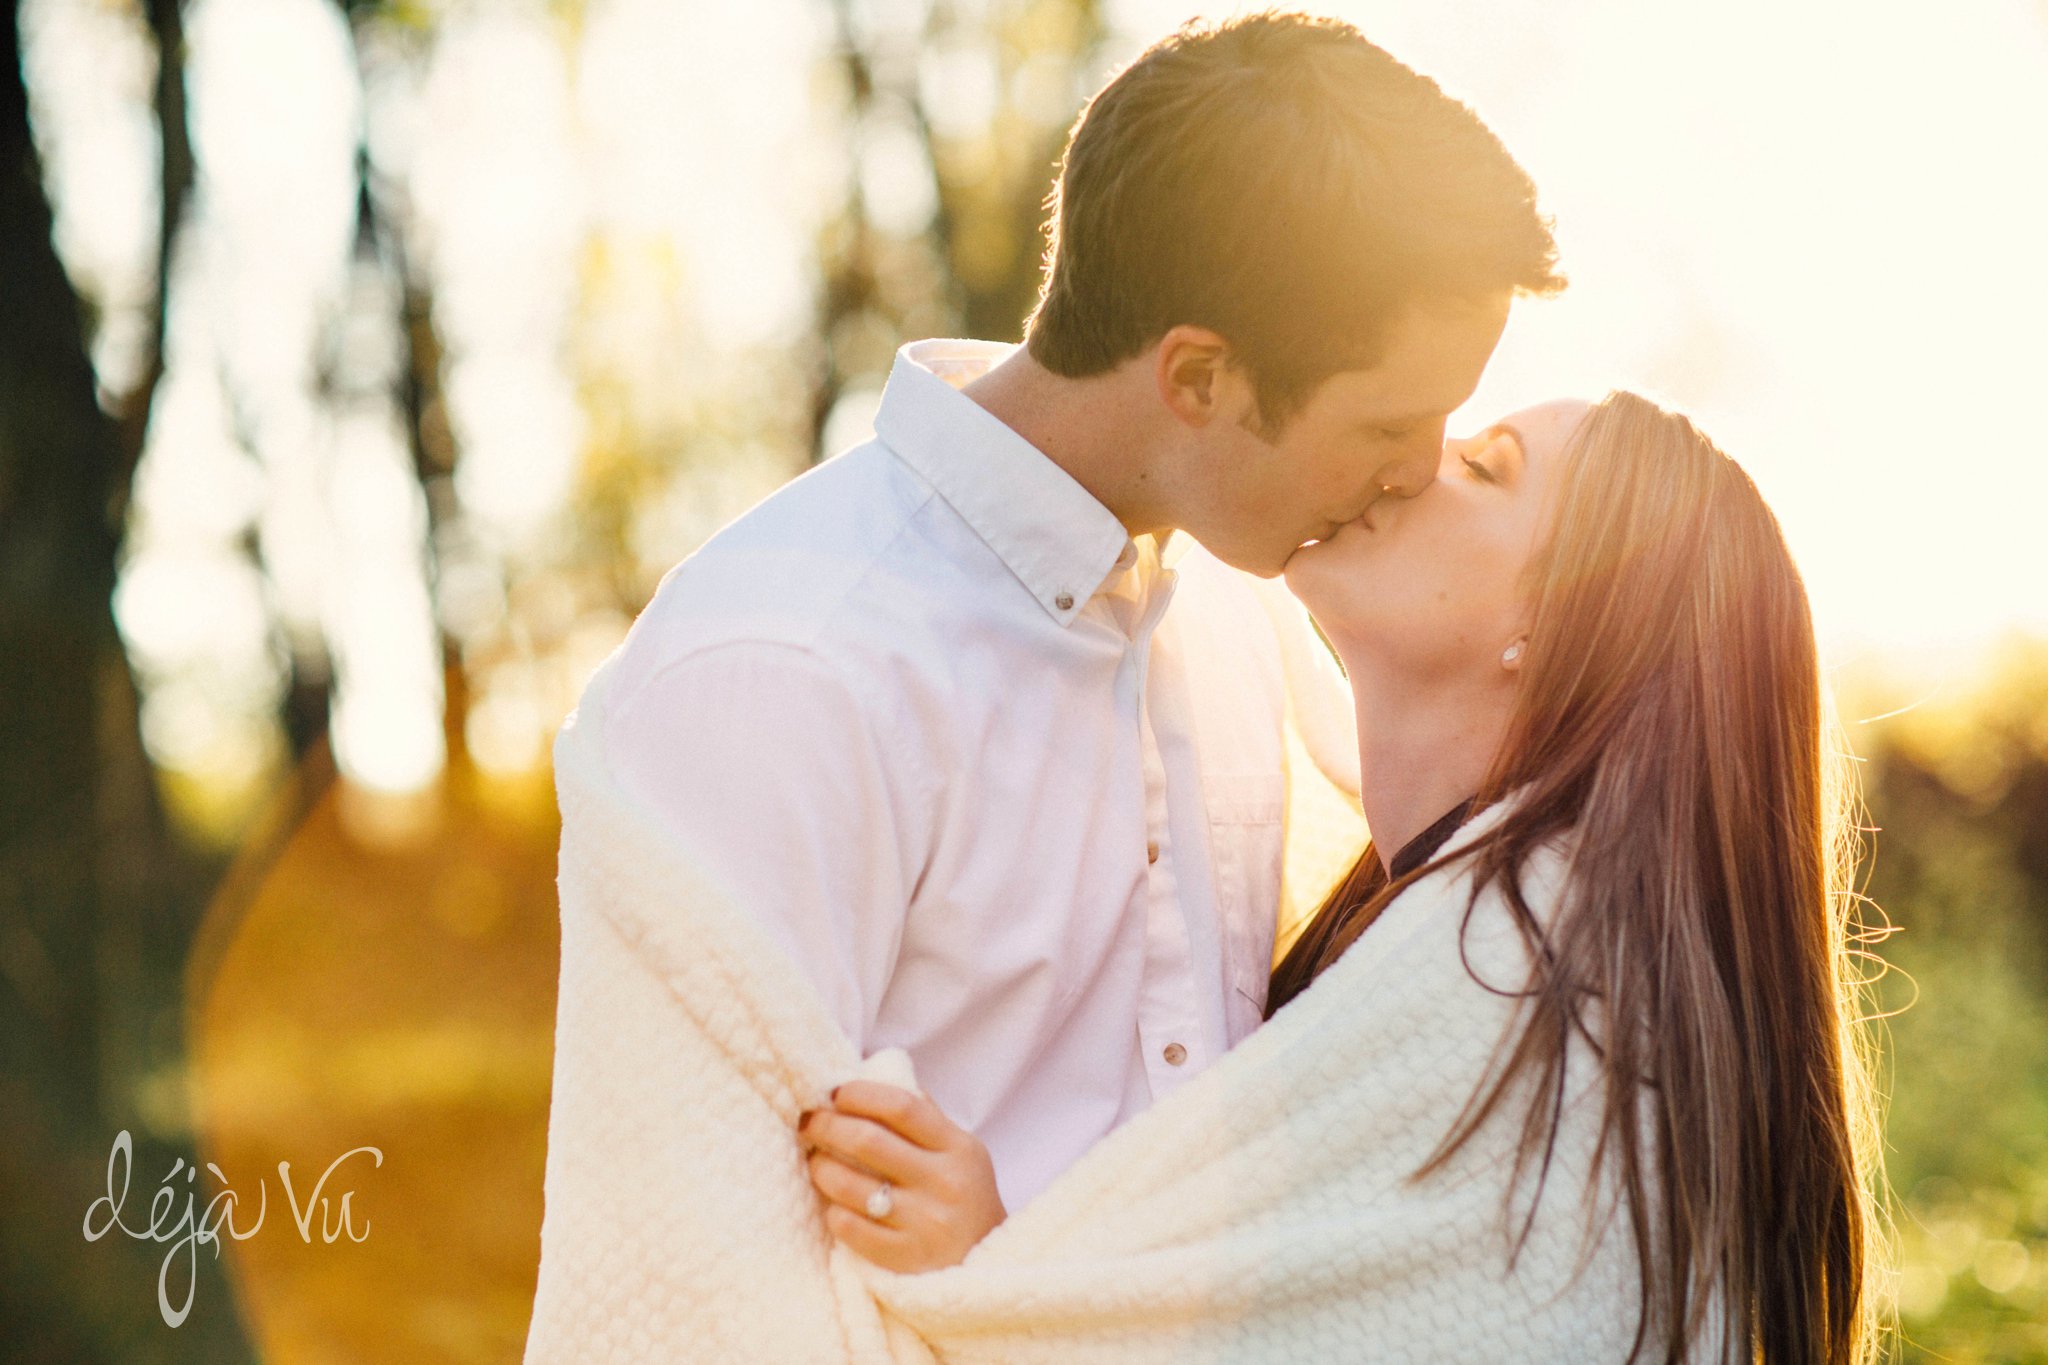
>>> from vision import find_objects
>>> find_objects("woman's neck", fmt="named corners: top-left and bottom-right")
top-left (1341, 658), bottom-right (1514, 862)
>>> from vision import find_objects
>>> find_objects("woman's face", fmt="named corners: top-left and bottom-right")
top-left (1284, 398), bottom-right (1590, 684)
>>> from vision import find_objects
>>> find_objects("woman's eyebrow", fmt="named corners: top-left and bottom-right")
top-left (1485, 423), bottom-right (1530, 461)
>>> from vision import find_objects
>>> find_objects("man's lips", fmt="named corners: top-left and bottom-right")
top-left (1304, 502), bottom-right (1381, 550)
top-left (1336, 502), bottom-right (1379, 534)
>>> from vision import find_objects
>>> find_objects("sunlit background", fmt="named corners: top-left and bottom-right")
top-left (6, 0), bottom-right (2047, 1360)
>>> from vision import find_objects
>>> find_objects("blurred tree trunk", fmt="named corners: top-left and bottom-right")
top-left (329, 1), bottom-right (466, 765)
top-left (350, 137), bottom-right (470, 766)
top-left (0, 2), bottom-right (248, 1357)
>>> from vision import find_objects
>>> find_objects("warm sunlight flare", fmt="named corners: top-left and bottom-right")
top-left (29, 0), bottom-right (2048, 800)
top-left (1123, 0), bottom-right (2048, 657)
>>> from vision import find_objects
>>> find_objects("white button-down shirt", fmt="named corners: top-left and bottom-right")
top-left (601, 339), bottom-right (1356, 1209)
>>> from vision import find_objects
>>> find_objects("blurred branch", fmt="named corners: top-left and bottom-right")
top-left (108, 0), bottom-right (193, 512)
top-left (215, 350), bottom-right (336, 763)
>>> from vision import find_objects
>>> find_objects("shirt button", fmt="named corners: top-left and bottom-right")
top-left (1163, 1042), bottom-right (1187, 1066)
top-left (1054, 591), bottom-right (1074, 610)
top-left (1146, 841), bottom-right (1160, 864)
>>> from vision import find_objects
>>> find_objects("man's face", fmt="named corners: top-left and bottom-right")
top-left (1184, 292), bottom-right (1513, 577)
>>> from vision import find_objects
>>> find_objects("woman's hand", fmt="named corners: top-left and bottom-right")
top-left (798, 1080), bottom-right (1006, 1273)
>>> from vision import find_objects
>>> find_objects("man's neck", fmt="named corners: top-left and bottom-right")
top-left (961, 346), bottom-right (1171, 539)
top-left (1341, 660), bottom-right (1511, 862)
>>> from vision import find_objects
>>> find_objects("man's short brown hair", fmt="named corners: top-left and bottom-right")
top-left (1025, 13), bottom-right (1563, 430)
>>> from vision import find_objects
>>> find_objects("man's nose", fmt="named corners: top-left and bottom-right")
top-left (1377, 452), bottom-right (1439, 500)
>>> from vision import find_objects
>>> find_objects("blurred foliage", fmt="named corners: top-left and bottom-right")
top-left (808, 0), bottom-right (1104, 458)
top-left (1850, 642), bottom-right (2048, 1363)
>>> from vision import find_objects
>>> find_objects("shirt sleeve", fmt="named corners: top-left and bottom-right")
top-left (599, 640), bottom-right (916, 1047)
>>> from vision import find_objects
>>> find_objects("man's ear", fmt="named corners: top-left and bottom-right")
top-left (1154, 325), bottom-right (1233, 428)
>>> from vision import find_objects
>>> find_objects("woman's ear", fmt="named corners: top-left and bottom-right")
top-left (1500, 635), bottom-right (1529, 672)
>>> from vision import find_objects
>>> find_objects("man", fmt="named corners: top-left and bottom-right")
top-left (538, 7), bottom-right (1560, 1298)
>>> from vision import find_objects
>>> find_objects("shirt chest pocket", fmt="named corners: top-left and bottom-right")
top-left (1205, 772), bottom-right (1285, 1045)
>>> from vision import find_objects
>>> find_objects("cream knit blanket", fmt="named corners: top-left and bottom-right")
top-left (524, 655), bottom-right (1652, 1363)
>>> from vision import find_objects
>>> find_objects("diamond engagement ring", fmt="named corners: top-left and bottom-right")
top-left (865, 1180), bottom-right (895, 1222)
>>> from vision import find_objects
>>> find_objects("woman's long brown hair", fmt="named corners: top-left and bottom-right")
top-left (1269, 392), bottom-right (1889, 1363)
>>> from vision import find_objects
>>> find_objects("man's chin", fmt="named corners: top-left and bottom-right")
top-left (1202, 531), bottom-right (1310, 579)
top-left (1278, 536), bottom-right (1329, 578)
top-left (1210, 541), bottom-right (1293, 579)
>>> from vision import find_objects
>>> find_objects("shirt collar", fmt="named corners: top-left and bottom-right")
top-left (873, 338), bottom-right (1142, 626)
top-left (1102, 528), bottom-right (1188, 592)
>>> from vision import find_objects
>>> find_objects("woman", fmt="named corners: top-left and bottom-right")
top-left (803, 391), bottom-right (1888, 1362)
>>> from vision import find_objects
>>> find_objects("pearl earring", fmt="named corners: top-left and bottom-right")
top-left (1502, 642), bottom-right (1523, 666)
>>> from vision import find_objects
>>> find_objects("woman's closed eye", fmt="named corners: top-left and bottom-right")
top-left (1460, 453), bottom-right (1500, 484)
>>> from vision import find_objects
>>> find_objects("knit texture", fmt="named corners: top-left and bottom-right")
top-left (524, 653), bottom-right (1654, 1363)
